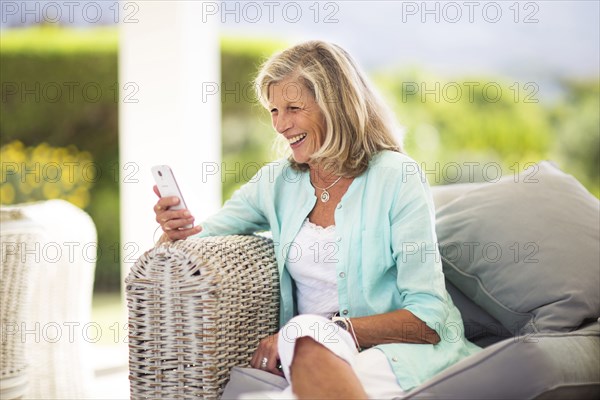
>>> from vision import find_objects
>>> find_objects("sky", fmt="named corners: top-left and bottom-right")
top-left (2, 0), bottom-right (599, 99)
top-left (219, 0), bottom-right (600, 99)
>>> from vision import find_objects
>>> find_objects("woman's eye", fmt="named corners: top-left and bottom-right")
top-left (290, 107), bottom-right (300, 111)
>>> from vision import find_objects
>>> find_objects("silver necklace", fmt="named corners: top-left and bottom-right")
top-left (312, 176), bottom-right (342, 203)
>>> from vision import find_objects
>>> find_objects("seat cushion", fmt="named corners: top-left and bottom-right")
top-left (435, 161), bottom-right (600, 334)
top-left (408, 323), bottom-right (600, 399)
top-left (223, 327), bottom-right (600, 399)
top-left (221, 367), bottom-right (287, 399)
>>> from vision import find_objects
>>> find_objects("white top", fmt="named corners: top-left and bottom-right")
top-left (286, 218), bottom-right (339, 318)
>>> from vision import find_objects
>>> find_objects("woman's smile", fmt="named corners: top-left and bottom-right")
top-left (288, 132), bottom-right (308, 147)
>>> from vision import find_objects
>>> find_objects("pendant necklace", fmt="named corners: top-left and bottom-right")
top-left (312, 176), bottom-right (342, 203)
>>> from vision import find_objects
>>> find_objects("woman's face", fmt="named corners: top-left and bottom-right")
top-left (268, 76), bottom-right (326, 165)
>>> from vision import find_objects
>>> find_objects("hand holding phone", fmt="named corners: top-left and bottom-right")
top-left (151, 165), bottom-right (193, 230)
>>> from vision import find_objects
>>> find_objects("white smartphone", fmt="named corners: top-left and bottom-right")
top-left (151, 165), bottom-right (193, 229)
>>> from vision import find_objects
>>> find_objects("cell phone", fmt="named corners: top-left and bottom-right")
top-left (151, 165), bottom-right (193, 229)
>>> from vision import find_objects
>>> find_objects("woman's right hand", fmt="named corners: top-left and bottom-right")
top-left (153, 185), bottom-right (202, 242)
top-left (250, 333), bottom-right (284, 376)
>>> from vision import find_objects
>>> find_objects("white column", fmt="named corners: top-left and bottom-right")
top-left (119, 1), bottom-right (221, 281)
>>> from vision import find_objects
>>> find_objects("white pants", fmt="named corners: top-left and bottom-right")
top-left (242, 314), bottom-right (406, 399)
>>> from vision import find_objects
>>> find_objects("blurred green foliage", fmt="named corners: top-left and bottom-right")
top-left (220, 36), bottom-right (288, 200)
top-left (222, 44), bottom-right (599, 197)
top-left (374, 70), bottom-right (554, 184)
top-left (1, 27), bottom-right (598, 293)
top-left (0, 140), bottom-right (93, 207)
top-left (1, 26), bottom-right (119, 291)
top-left (548, 80), bottom-right (600, 193)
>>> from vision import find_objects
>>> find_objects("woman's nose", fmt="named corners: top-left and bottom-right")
top-left (274, 112), bottom-right (292, 134)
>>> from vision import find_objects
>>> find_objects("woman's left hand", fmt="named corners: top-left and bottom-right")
top-left (250, 333), bottom-right (284, 376)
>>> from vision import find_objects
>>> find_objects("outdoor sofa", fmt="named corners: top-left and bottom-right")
top-left (127, 161), bottom-right (600, 399)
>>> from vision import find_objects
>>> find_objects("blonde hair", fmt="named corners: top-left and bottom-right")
top-left (255, 40), bottom-right (403, 176)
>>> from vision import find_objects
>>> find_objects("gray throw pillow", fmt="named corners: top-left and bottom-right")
top-left (435, 161), bottom-right (600, 335)
top-left (430, 182), bottom-right (487, 210)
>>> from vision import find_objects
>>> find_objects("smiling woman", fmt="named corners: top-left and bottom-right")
top-left (266, 76), bottom-right (326, 165)
top-left (151, 40), bottom-right (481, 399)
top-left (255, 41), bottom-right (403, 178)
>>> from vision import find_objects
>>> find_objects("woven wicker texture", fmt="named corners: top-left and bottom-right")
top-left (0, 209), bottom-right (44, 399)
top-left (1, 200), bottom-right (97, 399)
top-left (127, 234), bottom-right (280, 399)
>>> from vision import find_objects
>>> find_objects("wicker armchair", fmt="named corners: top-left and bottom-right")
top-left (0, 200), bottom-right (97, 399)
top-left (126, 235), bottom-right (279, 399)
top-left (0, 209), bottom-right (44, 399)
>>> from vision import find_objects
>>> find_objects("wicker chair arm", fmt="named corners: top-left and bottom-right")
top-left (127, 234), bottom-right (280, 399)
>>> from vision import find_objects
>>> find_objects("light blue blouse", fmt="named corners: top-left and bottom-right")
top-left (196, 151), bottom-right (480, 390)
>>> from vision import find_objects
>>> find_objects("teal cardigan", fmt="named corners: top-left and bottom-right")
top-left (196, 151), bottom-right (480, 390)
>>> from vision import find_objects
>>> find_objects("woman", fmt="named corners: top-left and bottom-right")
top-left (154, 41), bottom-right (480, 398)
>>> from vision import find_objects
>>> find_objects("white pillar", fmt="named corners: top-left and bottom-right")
top-left (119, 1), bottom-right (221, 281)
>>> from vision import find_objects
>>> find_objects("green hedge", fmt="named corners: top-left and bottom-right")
top-left (0, 28), bottom-right (288, 291)
top-left (1, 26), bottom-right (120, 292)
top-left (220, 37), bottom-right (289, 199)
